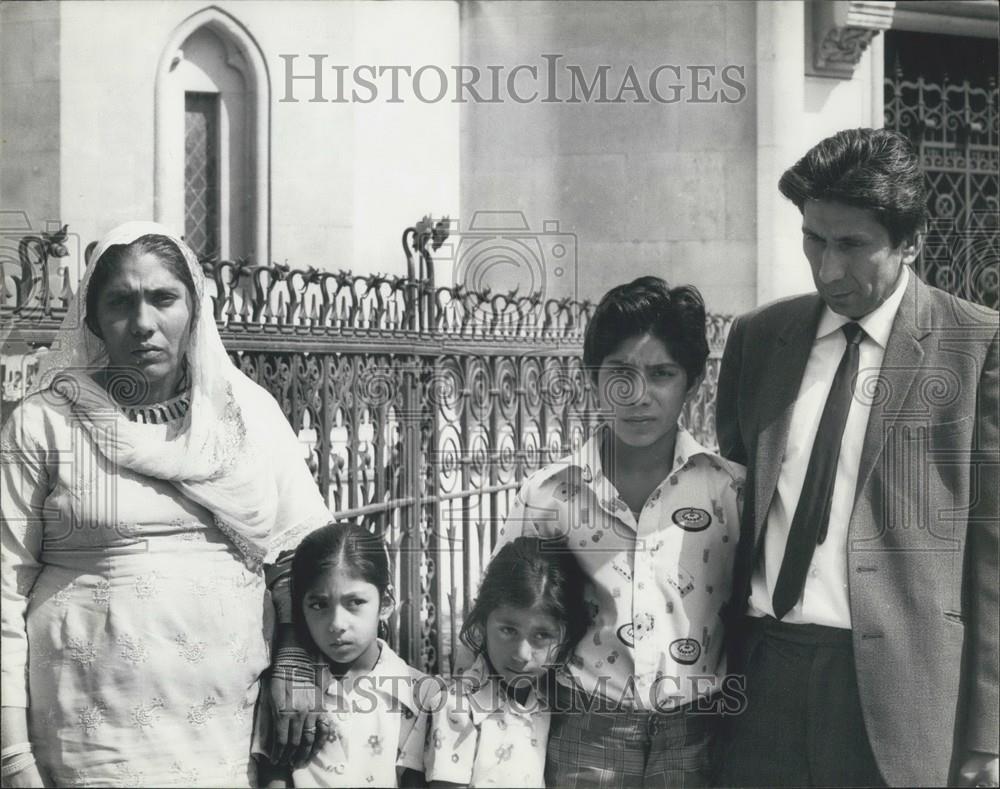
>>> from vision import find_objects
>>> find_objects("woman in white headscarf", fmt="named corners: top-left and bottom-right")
top-left (0, 223), bottom-right (332, 786)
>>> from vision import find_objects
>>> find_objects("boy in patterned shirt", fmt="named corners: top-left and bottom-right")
top-left (494, 276), bottom-right (745, 787)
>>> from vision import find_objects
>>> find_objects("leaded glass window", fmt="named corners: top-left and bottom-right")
top-left (184, 92), bottom-right (220, 262)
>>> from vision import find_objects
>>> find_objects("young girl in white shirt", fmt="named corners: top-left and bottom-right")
top-left (256, 522), bottom-right (430, 788)
top-left (424, 536), bottom-right (588, 788)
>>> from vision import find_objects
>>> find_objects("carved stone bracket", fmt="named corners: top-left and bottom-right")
top-left (808, 1), bottom-right (896, 79)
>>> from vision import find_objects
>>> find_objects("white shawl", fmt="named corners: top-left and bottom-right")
top-left (34, 221), bottom-right (330, 568)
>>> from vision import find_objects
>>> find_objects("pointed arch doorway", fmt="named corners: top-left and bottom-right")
top-left (154, 6), bottom-right (270, 264)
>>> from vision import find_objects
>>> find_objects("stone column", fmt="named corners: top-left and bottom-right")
top-left (755, 0), bottom-right (812, 307)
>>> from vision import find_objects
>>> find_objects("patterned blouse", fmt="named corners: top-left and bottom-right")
top-left (254, 639), bottom-right (430, 788)
top-left (495, 426), bottom-right (745, 710)
top-left (423, 655), bottom-right (549, 787)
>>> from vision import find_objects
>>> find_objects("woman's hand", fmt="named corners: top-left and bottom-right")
top-left (268, 624), bottom-right (331, 768)
top-left (3, 762), bottom-right (47, 788)
top-left (1, 707), bottom-right (45, 787)
top-left (268, 671), bottom-right (331, 768)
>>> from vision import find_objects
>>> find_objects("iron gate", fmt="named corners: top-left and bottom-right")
top-left (885, 67), bottom-right (999, 309)
top-left (2, 241), bottom-right (731, 674)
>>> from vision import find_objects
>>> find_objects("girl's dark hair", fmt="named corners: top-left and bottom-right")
top-left (460, 536), bottom-right (589, 666)
top-left (85, 234), bottom-right (197, 337)
top-left (583, 276), bottom-right (708, 385)
top-left (778, 127), bottom-right (928, 245)
top-left (291, 522), bottom-right (394, 651)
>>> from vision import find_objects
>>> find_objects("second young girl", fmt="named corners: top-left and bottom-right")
top-left (255, 522), bottom-right (430, 788)
top-left (423, 536), bottom-right (588, 788)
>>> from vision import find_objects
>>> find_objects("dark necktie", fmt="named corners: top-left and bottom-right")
top-left (772, 322), bottom-right (865, 620)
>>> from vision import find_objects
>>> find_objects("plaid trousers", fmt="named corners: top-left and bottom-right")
top-left (544, 684), bottom-right (717, 789)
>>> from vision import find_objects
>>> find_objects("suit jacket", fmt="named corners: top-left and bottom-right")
top-left (716, 272), bottom-right (999, 787)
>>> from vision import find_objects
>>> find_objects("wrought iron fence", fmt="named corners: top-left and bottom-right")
top-left (1, 231), bottom-right (732, 674)
top-left (884, 68), bottom-right (999, 309)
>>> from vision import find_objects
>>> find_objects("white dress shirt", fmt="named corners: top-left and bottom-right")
top-left (748, 267), bottom-right (910, 628)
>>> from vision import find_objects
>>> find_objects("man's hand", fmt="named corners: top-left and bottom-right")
top-left (957, 751), bottom-right (999, 787)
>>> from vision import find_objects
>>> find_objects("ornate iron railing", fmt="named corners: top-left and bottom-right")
top-left (884, 68), bottom-right (999, 309)
top-left (1, 227), bottom-right (732, 674)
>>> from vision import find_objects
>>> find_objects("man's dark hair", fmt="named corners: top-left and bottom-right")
top-left (778, 127), bottom-right (928, 245)
top-left (583, 276), bottom-right (708, 385)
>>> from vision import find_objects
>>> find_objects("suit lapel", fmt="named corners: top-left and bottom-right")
top-left (853, 273), bottom-right (931, 514)
top-left (753, 297), bottom-right (824, 542)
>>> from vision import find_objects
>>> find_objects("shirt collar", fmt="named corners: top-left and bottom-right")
top-left (562, 423), bottom-right (720, 483)
top-left (323, 639), bottom-right (418, 713)
top-left (456, 654), bottom-right (545, 723)
top-left (672, 428), bottom-right (718, 475)
top-left (458, 653), bottom-right (491, 689)
top-left (815, 266), bottom-right (909, 349)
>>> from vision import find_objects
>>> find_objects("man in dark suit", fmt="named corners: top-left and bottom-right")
top-left (715, 128), bottom-right (998, 787)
